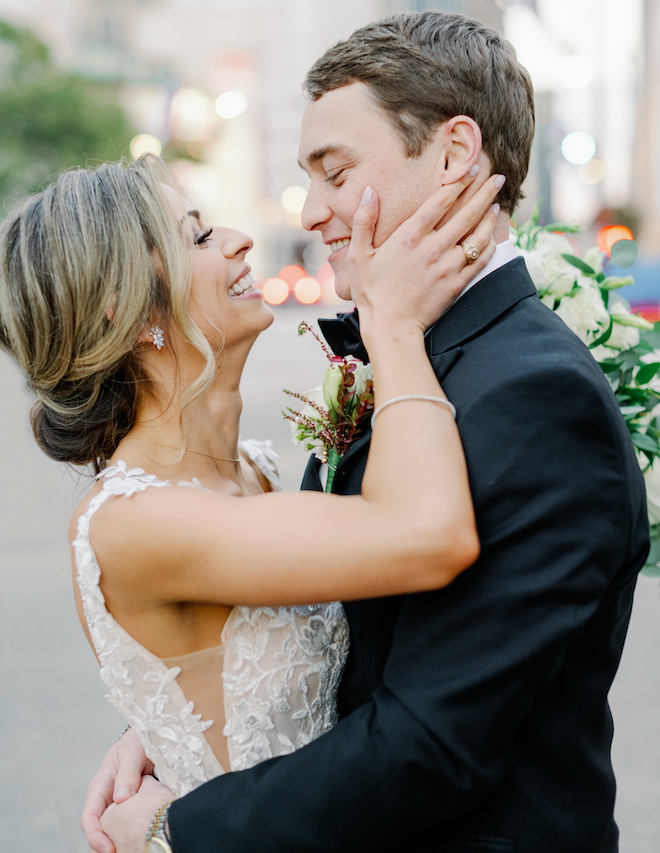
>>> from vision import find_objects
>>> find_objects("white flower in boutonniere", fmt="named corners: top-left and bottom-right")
top-left (283, 322), bottom-right (374, 493)
top-left (513, 207), bottom-right (660, 576)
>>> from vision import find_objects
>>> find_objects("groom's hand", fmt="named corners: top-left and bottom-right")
top-left (82, 728), bottom-right (154, 853)
top-left (99, 775), bottom-right (174, 853)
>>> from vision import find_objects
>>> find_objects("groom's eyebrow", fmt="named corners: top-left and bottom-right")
top-left (298, 144), bottom-right (347, 171)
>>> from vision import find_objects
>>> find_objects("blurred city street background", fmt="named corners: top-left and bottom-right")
top-left (0, 0), bottom-right (660, 850)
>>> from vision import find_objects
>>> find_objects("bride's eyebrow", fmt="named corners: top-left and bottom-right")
top-left (182, 209), bottom-right (201, 223)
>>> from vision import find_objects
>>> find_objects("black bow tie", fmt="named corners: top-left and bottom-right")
top-left (318, 309), bottom-right (369, 363)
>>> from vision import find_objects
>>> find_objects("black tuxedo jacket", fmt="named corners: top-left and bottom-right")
top-left (170, 258), bottom-right (649, 853)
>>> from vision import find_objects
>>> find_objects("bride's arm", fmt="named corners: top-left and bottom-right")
top-left (92, 175), bottom-right (502, 606)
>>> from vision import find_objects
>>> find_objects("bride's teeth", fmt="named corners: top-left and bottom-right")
top-left (330, 238), bottom-right (351, 253)
top-left (229, 272), bottom-right (256, 296)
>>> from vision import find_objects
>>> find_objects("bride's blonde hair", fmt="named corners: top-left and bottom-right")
top-left (0, 154), bottom-right (216, 472)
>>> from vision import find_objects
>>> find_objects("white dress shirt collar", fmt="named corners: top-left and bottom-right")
top-left (450, 239), bottom-right (517, 309)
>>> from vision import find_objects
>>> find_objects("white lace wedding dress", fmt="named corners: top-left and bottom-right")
top-left (73, 439), bottom-right (349, 797)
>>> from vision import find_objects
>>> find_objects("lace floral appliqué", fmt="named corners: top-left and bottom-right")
top-left (73, 442), bottom-right (349, 795)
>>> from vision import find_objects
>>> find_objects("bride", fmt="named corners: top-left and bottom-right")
top-left (0, 153), bottom-right (498, 827)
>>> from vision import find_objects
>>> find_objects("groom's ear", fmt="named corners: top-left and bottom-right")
top-left (435, 116), bottom-right (483, 185)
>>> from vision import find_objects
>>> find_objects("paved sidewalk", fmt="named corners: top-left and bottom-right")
top-left (1, 306), bottom-right (659, 852)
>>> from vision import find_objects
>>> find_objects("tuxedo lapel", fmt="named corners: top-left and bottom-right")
top-left (309, 258), bottom-right (537, 494)
top-left (334, 427), bottom-right (371, 490)
top-left (426, 348), bottom-right (463, 383)
top-left (425, 257), bottom-right (536, 356)
top-left (301, 455), bottom-right (324, 492)
top-left (316, 259), bottom-right (536, 364)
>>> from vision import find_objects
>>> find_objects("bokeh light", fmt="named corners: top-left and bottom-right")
top-left (215, 90), bottom-right (248, 119)
top-left (560, 56), bottom-right (594, 89)
top-left (262, 278), bottom-right (289, 305)
top-left (316, 263), bottom-right (334, 287)
top-left (278, 265), bottom-right (306, 288)
top-left (130, 134), bottom-right (162, 159)
top-left (561, 131), bottom-right (596, 165)
top-left (597, 225), bottom-right (634, 256)
top-left (579, 159), bottom-right (605, 185)
top-left (170, 87), bottom-right (216, 141)
top-left (294, 277), bottom-right (321, 304)
top-left (281, 185), bottom-right (308, 214)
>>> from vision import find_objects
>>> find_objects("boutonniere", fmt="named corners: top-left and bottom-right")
top-left (283, 322), bottom-right (374, 492)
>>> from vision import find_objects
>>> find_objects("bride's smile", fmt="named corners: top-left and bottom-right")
top-left (180, 201), bottom-right (274, 357)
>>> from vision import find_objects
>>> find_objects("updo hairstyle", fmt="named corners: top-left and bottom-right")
top-left (0, 155), bottom-right (216, 473)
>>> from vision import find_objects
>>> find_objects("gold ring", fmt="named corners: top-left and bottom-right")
top-left (462, 241), bottom-right (480, 264)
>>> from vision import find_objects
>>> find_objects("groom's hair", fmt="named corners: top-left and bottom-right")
top-left (303, 11), bottom-right (534, 213)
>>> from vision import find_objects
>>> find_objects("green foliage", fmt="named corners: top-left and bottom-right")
top-left (514, 209), bottom-right (660, 575)
top-left (0, 20), bottom-right (134, 212)
top-left (610, 238), bottom-right (638, 268)
top-left (643, 524), bottom-right (660, 575)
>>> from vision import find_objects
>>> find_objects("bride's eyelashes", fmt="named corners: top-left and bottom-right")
top-left (195, 227), bottom-right (213, 245)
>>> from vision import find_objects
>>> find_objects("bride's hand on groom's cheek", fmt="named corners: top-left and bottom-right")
top-left (347, 172), bottom-right (503, 334)
top-left (98, 775), bottom-right (175, 853)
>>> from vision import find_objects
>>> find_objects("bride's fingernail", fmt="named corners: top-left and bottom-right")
top-left (360, 186), bottom-right (373, 206)
top-left (469, 164), bottom-right (480, 177)
top-left (492, 203), bottom-right (500, 216)
top-left (494, 174), bottom-right (506, 188)
top-left (115, 787), bottom-right (133, 801)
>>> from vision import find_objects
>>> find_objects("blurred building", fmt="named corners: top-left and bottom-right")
top-left (0, 0), bottom-right (655, 305)
top-left (634, 0), bottom-right (660, 252)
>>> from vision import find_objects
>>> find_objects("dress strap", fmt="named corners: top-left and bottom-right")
top-left (239, 439), bottom-right (283, 491)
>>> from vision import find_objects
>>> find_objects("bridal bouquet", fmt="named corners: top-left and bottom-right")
top-left (283, 322), bottom-right (374, 493)
top-left (513, 210), bottom-right (660, 575)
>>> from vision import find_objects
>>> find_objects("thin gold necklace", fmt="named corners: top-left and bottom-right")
top-left (133, 437), bottom-right (240, 464)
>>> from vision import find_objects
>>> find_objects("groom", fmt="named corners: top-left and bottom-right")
top-left (86, 11), bottom-right (648, 853)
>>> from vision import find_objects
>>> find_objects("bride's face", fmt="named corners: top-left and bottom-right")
top-left (182, 200), bottom-right (274, 351)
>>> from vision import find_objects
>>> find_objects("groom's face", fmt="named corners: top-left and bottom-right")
top-left (298, 82), bottom-right (443, 299)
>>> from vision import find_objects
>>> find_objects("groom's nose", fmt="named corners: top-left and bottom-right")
top-left (301, 183), bottom-right (331, 233)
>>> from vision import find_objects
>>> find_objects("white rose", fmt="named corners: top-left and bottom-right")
top-left (300, 385), bottom-right (327, 418)
top-left (604, 302), bottom-right (653, 351)
top-left (517, 248), bottom-right (547, 289)
top-left (589, 344), bottom-right (612, 363)
top-left (290, 385), bottom-right (328, 459)
top-left (517, 241), bottom-right (575, 298)
top-left (583, 246), bottom-right (604, 275)
top-left (606, 323), bottom-right (640, 351)
top-left (535, 230), bottom-right (575, 259)
top-left (554, 285), bottom-right (609, 344)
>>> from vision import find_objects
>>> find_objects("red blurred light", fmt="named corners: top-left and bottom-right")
top-left (633, 304), bottom-right (660, 323)
top-left (262, 278), bottom-right (289, 305)
top-left (597, 225), bottom-right (634, 256)
top-left (278, 265), bottom-right (306, 289)
top-left (316, 263), bottom-right (335, 287)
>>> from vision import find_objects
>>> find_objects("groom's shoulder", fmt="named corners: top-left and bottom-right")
top-left (439, 262), bottom-right (616, 405)
top-left (439, 258), bottom-right (588, 362)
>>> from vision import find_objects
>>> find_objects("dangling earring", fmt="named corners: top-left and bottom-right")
top-left (150, 325), bottom-right (165, 350)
